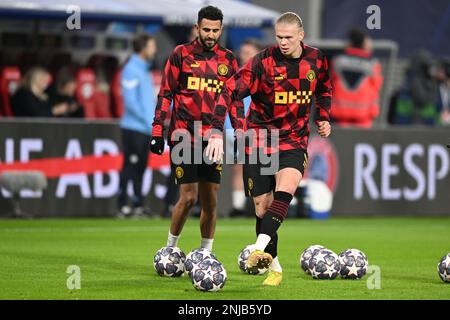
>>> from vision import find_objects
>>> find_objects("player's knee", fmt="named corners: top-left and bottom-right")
top-left (254, 200), bottom-right (270, 217)
top-left (179, 192), bottom-right (198, 210)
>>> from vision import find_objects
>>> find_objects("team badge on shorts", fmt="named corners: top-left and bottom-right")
top-left (218, 64), bottom-right (228, 76)
top-left (175, 166), bottom-right (184, 179)
top-left (248, 178), bottom-right (253, 190)
top-left (306, 70), bottom-right (316, 82)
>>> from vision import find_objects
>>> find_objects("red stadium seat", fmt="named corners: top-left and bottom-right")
top-left (0, 66), bottom-right (21, 117)
top-left (110, 69), bottom-right (124, 118)
top-left (87, 54), bottom-right (119, 82)
top-left (75, 68), bottom-right (96, 119)
top-left (93, 90), bottom-right (112, 118)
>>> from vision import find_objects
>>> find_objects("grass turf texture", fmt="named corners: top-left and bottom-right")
top-left (0, 217), bottom-right (449, 300)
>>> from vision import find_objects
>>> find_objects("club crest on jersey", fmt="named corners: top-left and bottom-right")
top-left (306, 70), bottom-right (316, 81)
top-left (218, 64), bottom-right (228, 76)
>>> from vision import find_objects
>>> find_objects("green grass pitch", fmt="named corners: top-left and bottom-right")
top-left (0, 217), bottom-right (449, 300)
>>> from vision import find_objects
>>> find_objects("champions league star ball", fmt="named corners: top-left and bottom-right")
top-left (237, 244), bottom-right (269, 275)
top-left (300, 244), bottom-right (326, 274)
top-left (308, 248), bottom-right (341, 280)
top-left (437, 253), bottom-right (450, 283)
top-left (338, 249), bottom-right (369, 279)
top-left (153, 246), bottom-right (186, 277)
top-left (185, 248), bottom-right (217, 278)
top-left (191, 258), bottom-right (227, 292)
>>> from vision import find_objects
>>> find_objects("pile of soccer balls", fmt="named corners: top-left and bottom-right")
top-left (300, 244), bottom-right (369, 280)
top-left (153, 246), bottom-right (227, 292)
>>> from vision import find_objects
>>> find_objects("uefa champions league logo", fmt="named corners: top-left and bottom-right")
top-left (306, 136), bottom-right (339, 192)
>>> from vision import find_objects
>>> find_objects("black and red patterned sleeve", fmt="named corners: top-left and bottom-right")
top-left (227, 57), bottom-right (246, 131)
top-left (152, 45), bottom-right (182, 137)
top-left (314, 52), bottom-right (332, 124)
top-left (212, 55), bottom-right (263, 132)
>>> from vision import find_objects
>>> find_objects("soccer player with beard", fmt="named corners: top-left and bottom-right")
top-left (206, 12), bottom-right (332, 286)
top-left (150, 6), bottom-right (245, 252)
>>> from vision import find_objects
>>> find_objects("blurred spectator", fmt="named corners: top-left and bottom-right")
top-left (388, 50), bottom-right (445, 125)
top-left (226, 38), bottom-right (262, 217)
top-left (437, 60), bottom-right (450, 125)
top-left (238, 38), bottom-right (262, 66)
top-left (330, 28), bottom-right (383, 127)
top-left (47, 68), bottom-right (84, 118)
top-left (387, 71), bottom-right (414, 125)
top-left (11, 67), bottom-right (69, 117)
top-left (117, 34), bottom-right (157, 218)
top-left (389, 51), bottom-right (446, 126)
top-left (409, 50), bottom-right (441, 125)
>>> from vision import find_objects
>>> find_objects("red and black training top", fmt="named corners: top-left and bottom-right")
top-left (152, 39), bottom-right (245, 145)
top-left (212, 42), bottom-right (332, 153)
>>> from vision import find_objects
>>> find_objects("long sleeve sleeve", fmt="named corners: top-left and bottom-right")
top-left (152, 46), bottom-right (182, 137)
top-left (226, 57), bottom-right (246, 131)
top-left (314, 54), bottom-right (333, 124)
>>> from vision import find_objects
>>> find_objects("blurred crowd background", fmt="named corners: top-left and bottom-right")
top-left (1, 0), bottom-right (449, 126)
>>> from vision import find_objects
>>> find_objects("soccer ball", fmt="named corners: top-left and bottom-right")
top-left (185, 248), bottom-right (217, 278)
top-left (191, 258), bottom-right (227, 292)
top-left (308, 248), bottom-right (341, 280)
top-left (153, 246), bottom-right (186, 277)
top-left (237, 244), bottom-right (268, 275)
top-left (299, 244), bottom-right (326, 274)
top-left (437, 253), bottom-right (450, 283)
top-left (338, 248), bottom-right (369, 279)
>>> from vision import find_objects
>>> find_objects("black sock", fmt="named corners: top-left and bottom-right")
top-left (255, 215), bottom-right (262, 236)
top-left (265, 232), bottom-right (278, 258)
top-left (260, 191), bottom-right (293, 237)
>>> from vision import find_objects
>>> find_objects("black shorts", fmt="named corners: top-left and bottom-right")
top-left (170, 142), bottom-right (222, 185)
top-left (243, 149), bottom-right (308, 197)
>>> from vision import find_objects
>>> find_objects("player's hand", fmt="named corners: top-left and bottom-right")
top-left (205, 134), bottom-right (224, 163)
top-left (149, 136), bottom-right (165, 155)
top-left (317, 121), bottom-right (331, 138)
